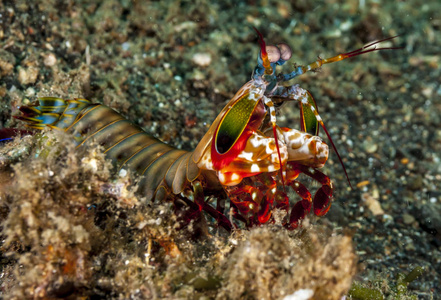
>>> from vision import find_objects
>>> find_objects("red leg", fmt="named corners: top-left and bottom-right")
top-left (292, 164), bottom-right (333, 217)
top-left (226, 184), bottom-right (262, 213)
top-left (224, 175), bottom-right (279, 227)
top-left (284, 163), bottom-right (310, 228)
top-left (287, 180), bottom-right (312, 229)
top-left (192, 181), bottom-right (234, 232)
top-left (284, 162), bottom-right (333, 228)
top-left (255, 172), bottom-right (287, 222)
top-left (229, 204), bottom-right (248, 225)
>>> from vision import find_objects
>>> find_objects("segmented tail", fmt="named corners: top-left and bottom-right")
top-left (15, 97), bottom-right (203, 201)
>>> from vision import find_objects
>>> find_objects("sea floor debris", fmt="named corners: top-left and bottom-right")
top-left (1, 0), bottom-right (440, 298)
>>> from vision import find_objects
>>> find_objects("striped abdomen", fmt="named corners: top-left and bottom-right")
top-left (16, 97), bottom-right (206, 201)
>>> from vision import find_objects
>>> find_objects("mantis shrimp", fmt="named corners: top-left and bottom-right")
top-left (12, 29), bottom-right (399, 231)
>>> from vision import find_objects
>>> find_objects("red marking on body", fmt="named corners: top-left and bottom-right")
top-left (211, 100), bottom-right (265, 171)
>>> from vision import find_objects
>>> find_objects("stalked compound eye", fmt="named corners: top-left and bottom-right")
top-left (276, 43), bottom-right (292, 61)
top-left (265, 45), bottom-right (281, 63)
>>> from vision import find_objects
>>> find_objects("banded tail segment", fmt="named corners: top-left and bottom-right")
top-left (16, 97), bottom-right (201, 201)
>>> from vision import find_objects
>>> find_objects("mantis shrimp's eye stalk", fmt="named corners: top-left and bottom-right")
top-left (265, 45), bottom-right (281, 63)
top-left (276, 43), bottom-right (292, 61)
